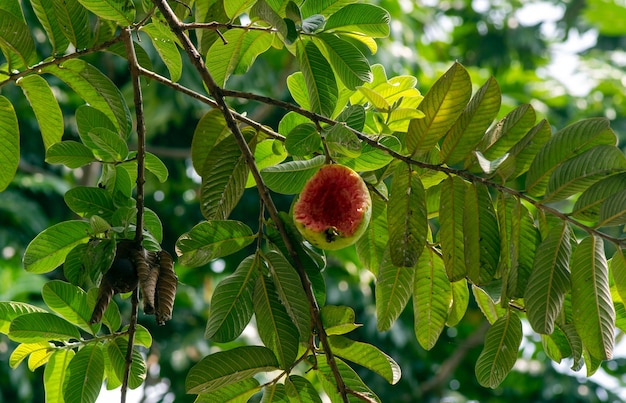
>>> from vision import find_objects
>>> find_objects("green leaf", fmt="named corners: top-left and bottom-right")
top-left (313, 355), bottom-right (380, 403)
top-left (186, 346), bottom-right (279, 394)
top-left (413, 247), bottom-right (452, 350)
top-left (44, 349), bottom-right (75, 402)
top-left (301, 0), bottom-right (357, 18)
top-left (200, 135), bottom-right (249, 221)
top-left (475, 312), bottom-right (523, 388)
top-left (246, 140), bottom-right (287, 188)
top-left (524, 224), bottom-right (572, 334)
top-left (17, 75), bottom-right (64, 149)
top-left (571, 236), bottom-right (615, 360)
top-left (53, 0), bottom-right (91, 49)
top-left (572, 173), bottom-right (626, 222)
top-left (42, 280), bottom-right (95, 334)
top-left (175, 220), bottom-right (255, 268)
top-left (323, 3), bottom-right (390, 37)
top-left (441, 76), bottom-right (501, 165)
top-left (23, 220), bottom-right (91, 274)
top-left (0, 302), bottom-right (46, 334)
top-left (284, 123), bottom-right (321, 157)
top-left (447, 279), bottom-right (469, 326)
top-left (64, 187), bottom-right (115, 220)
top-left (387, 164), bottom-right (427, 267)
top-left (286, 72), bottom-right (311, 110)
top-left (86, 127), bottom-right (129, 162)
top-left (597, 188), bottom-right (626, 227)
top-left (463, 183), bottom-right (500, 285)
top-left (145, 152), bottom-right (169, 183)
top-left (253, 275), bottom-right (299, 369)
top-left (260, 155), bottom-right (326, 194)
top-left (226, 0), bottom-right (257, 18)
top-left (477, 103), bottom-right (536, 161)
top-left (86, 288), bottom-right (121, 333)
top-left (325, 122), bottom-right (362, 158)
top-left (406, 62), bottom-right (471, 156)
top-left (63, 343), bottom-right (104, 403)
top-left (438, 176), bottom-right (468, 281)
top-left (328, 335), bottom-right (401, 385)
top-left (263, 383), bottom-right (289, 402)
top-left (42, 59), bottom-right (132, 137)
top-left (0, 95), bottom-right (19, 192)
top-left (525, 118), bottom-right (617, 196)
top-left (9, 312), bottom-right (81, 343)
top-left (10, 341), bottom-right (52, 369)
top-left (376, 248), bottom-right (415, 331)
top-left (191, 109), bottom-right (231, 174)
top-left (498, 119), bottom-right (551, 180)
top-left (297, 40), bottom-right (338, 117)
top-left (196, 379), bottom-right (261, 403)
top-left (543, 145), bottom-right (626, 202)
top-left (76, 0), bottom-right (134, 25)
top-left (472, 284), bottom-right (506, 324)
top-left (315, 33), bottom-right (371, 90)
top-left (320, 305), bottom-right (361, 335)
top-left (205, 255), bottom-right (258, 342)
top-left (286, 375), bottom-right (322, 403)
top-left (0, 9), bottom-right (37, 70)
top-left (206, 29), bottom-right (273, 86)
top-left (337, 135), bottom-right (400, 172)
top-left (45, 140), bottom-right (96, 168)
top-left (356, 195), bottom-right (388, 276)
top-left (30, 0), bottom-right (69, 54)
top-left (105, 338), bottom-right (146, 389)
top-left (251, 0), bottom-right (289, 42)
top-left (141, 21), bottom-right (182, 82)
top-left (611, 249), bottom-right (626, 304)
top-left (266, 251), bottom-right (311, 342)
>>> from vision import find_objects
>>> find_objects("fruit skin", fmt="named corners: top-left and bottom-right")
top-left (293, 164), bottom-right (372, 250)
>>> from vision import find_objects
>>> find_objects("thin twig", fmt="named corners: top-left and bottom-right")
top-left (152, 1), bottom-right (350, 401)
top-left (121, 26), bottom-right (147, 403)
top-left (220, 89), bottom-right (625, 248)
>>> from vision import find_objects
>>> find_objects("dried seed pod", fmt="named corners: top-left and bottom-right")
top-left (155, 250), bottom-right (177, 325)
top-left (133, 248), bottom-right (159, 314)
top-left (89, 275), bottom-right (114, 324)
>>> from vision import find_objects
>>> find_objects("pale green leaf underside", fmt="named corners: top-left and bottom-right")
top-left (0, 95), bottom-right (19, 192)
top-left (17, 74), bottom-right (64, 149)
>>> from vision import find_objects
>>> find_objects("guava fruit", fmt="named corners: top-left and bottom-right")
top-left (293, 164), bottom-right (372, 250)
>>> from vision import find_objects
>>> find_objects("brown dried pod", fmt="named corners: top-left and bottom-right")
top-left (133, 248), bottom-right (160, 314)
top-left (154, 250), bottom-right (177, 325)
top-left (89, 275), bottom-right (114, 324)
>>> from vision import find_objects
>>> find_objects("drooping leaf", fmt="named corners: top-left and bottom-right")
top-left (525, 118), bottom-right (617, 196)
top-left (320, 305), bottom-right (361, 335)
top-left (571, 236), bottom-right (615, 360)
top-left (63, 343), bottom-right (104, 403)
top-left (297, 40), bottom-right (338, 117)
top-left (23, 220), bottom-right (91, 274)
top-left (475, 312), bottom-right (523, 388)
top-left (315, 33), bottom-right (371, 90)
top-left (356, 194), bottom-right (388, 276)
top-left (265, 251), bottom-right (311, 342)
top-left (186, 346), bottom-right (279, 394)
top-left (543, 145), bottom-right (626, 202)
top-left (285, 375), bottom-right (322, 403)
top-left (42, 280), bottom-right (95, 334)
top-left (0, 96), bottom-right (19, 192)
top-left (30, 0), bottom-right (69, 53)
top-left (387, 164), bottom-right (427, 267)
top-left (175, 220), bottom-right (255, 268)
top-left (9, 341), bottom-right (52, 369)
top-left (17, 74), bottom-right (64, 149)
top-left (105, 338), bottom-right (146, 390)
top-left (0, 302), bottom-right (46, 334)
top-left (446, 279), bottom-right (469, 327)
top-left (473, 285), bottom-right (506, 324)
top-left (438, 176), bottom-right (468, 281)
top-left (260, 155), bottom-right (326, 194)
top-left (76, 0), bottom-right (135, 25)
top-left (463, 183), bottom-right (500, 285)
top-left (44, 349), bottom-right (75, 402)
top-left (441, 76), bottom-right (501, 165)
top-left (205, 29), bottom-right (274, 86)
top-left (41, 59), bottom-right (132, 137)
top-left (323, 3), bottom-right (390, 37)
top-left (611, 249), bottom-right (626, 304)
top-left (312, 355), bottom-right (381, 403)
top-left (376, 248), bottom-right (415, 331)
top-left (200, 134), bottom-right (250, 220)
top-left (9, 312), bottom-right (81, 343)
top-left (145, 152), bottom-right (169, 183)
top-left (191, 109), bottom-right (231, 174)
top-left (524, 224), bottom-right (572, 334)
top-left (253, 275), bottom-right (299, 369)
top-left (263, 383), bottom-right (289, 402)
top-left (205, 255), bottom-right (258, 342)
top-left (141, 21), bottom-right (182, 82)
top-left (406, 62), bottom-right (471, 156)
top-left (413, 247), bottom-right (452, 350)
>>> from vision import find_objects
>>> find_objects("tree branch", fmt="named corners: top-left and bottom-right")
top-left (152, 1), bottom-right (349, 400)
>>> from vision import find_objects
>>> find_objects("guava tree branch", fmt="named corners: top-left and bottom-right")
top-left (151, 1), bottom-right (350, 401)
top-left (121, 26), bottom-right (146, 403)
top-left (220, 89), bottom-right (626, 248)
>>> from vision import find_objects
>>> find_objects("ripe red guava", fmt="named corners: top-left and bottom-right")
top-left (293, 164), bottom-right (372, 250)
